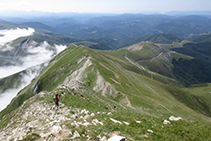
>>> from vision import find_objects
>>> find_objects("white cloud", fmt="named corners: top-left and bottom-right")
top-left (21, 41), bottom-right (54, 67)
top-left (55, 44), bottom-right (67, 54)
top-left (0, 41), bottom-right (52, 78)
top-left (17, 1), bottom-right (34, 7)
top-left (0, 28), bottom-right (35, 46)
top-left (0, 44), bottom-right (13, 51)
top-left (0, 1), bottom-right (35, 12)
top-left (0, 40), bottom-right (67, 111)
top-left (0, 69), bottom-right (38, 111)
top-left (0, 41), bottom-right (67, 79)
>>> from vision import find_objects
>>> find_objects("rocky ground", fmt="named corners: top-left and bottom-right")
top-left (0, 91), bottom-right (128, 141)
top-left (0, 87), bottom-right (182, 141)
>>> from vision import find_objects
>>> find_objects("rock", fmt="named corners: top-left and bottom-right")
top-left (70, 114), bottom-right (78, 119)
top-left (108, 135), bottom-right (126, 141)
top-left (110, 118), bottom-right (122, 124)
top-left (32, 81), bottom-right (41, 94)
top-left (107, 112), bottom-right (112, 115)
top-left (147, 129), bottom-right (153, 133)
top-left (123, 121), bottom-right (130, 125)
top-left (84, 114), bottom-right (90, 119)
top-left (71, 131), bottom-right (80, 139)
top-left (51, 125), bottom-right (62, 134)
top-left (82, 121), bottom-right (90, 126)
top-left (97, 134), bottom-right (102, 139)
top-left (100, 136), bottom-right (107, 141)
top-left (169, 116), bottom-right (182, 121)
top-left (90, 113), bottom-right (95, 116)
top-left (81, 109), bottom-right (89, 114)
top-left (92, 119), bottom-right (103, 125)
top-left (136, 121), bottom-right (141, 123)
top-left (163, 119), bottom-right (171, 124)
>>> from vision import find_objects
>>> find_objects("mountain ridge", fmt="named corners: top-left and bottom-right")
top-left (1, 44), bottom-right (211, 140)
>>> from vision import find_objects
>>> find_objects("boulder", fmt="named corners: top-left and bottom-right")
top-left (163, 119), bottom-right (171, 124)
top-left (71, 131), bottom-right (80, 139)
top-left (108, 135), bottom-right (126, 141)
top-left (169, 116), bottom-right (182, 121)
top-left (51, 125), bottom-right (62, 134)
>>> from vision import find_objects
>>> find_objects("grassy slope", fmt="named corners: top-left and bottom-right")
top-left (184, 84), bottom-right (211, 116)
top-left (96, 55), bottom-right (211, 121)
top-left (1, 44), bottom-right (211, 140)
top-left (91, 45), bottom-right (211, 121)
top-left (0, 71), bottom-right (24, 93)
top-left (98, 42), bottom-right (180, 86)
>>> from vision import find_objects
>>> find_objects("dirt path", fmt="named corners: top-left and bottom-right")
top-left (99, 62), bottom-right (119, 79)
top-left (124, 51), bottom-right (145, 70)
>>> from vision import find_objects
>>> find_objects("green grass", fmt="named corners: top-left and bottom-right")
top-left (61, 107), bottom-right (211, 141)
top-left (1, 44), bottom-right (211, 140)
top-left (21, 133), bottom-right (41, 141)
top-left (184, 84), bottom-right (211, 116)
top-left (164, 85), bottom-right (211, 117)
top-left (54, 85), bottom-right (211, 140)
top-left (0, 71), bottom-right (24, 92)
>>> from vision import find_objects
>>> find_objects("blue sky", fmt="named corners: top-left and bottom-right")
top-left (0, 0), bottom-right (210, 13)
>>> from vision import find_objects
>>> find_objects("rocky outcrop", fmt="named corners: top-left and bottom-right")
top-left (93, 70), bottom-right (118, 97)
top-left (61, 56), bottom-right (119, 97)
top-left (31, 81), bottom-right (41, 94)
top-left (0, 91), bottom-right (124, 140)
top-left (9, 39), bottom-right (38, 58)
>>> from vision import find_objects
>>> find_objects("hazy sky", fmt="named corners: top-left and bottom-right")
top-left (0, 0), bottom-right (210, 13)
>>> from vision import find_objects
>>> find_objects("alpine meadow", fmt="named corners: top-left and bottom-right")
top-left (0, 11), bottom-right (211, 141)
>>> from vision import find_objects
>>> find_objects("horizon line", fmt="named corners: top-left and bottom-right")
top-left (1, 9), bottom-right (211, 14)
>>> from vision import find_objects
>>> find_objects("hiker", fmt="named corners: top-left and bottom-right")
top-left (53, 94), bottom-right (60, 109)
top-left (114, 105), bottom-right (116, 109)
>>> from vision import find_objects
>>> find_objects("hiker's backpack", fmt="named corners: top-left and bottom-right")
top-left (53, 96), bottom-right (56, 102)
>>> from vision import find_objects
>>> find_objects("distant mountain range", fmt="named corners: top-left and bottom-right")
top-left (1, 13), bottom-right (211, 49)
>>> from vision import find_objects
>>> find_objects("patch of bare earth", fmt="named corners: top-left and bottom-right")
top-left (126, 43), bottom-right (143, 51)
top-left (108, 131), bottom-right (121, 137)
top-left (110, 78), bottom-right (120, 84)
top-left (120, 96), bottom-right (133, 108)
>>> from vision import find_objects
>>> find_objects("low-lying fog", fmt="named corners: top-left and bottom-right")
top-left (0, 28), bottom-right (67, 111)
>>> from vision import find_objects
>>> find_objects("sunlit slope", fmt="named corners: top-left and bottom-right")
top-left (99, 41), bottom-right (186, 84)
top-left (1, 44), bottom-right (211, 126)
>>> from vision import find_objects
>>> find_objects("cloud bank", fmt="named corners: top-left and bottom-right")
top-left (0, 68), bottom-right (38, 111)
top-left (0, 42), bottom-right (67, 79)
top-left (0, 39), bottom-right (67, 111)
top-left (0, 28), bottom-right (35, 46)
